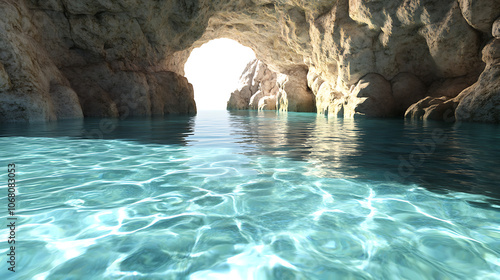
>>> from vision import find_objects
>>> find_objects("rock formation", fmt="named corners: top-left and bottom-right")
top-left (227, 59), bottom-right (279, 111)
top-left (0, 0), bottom-right (499, 122)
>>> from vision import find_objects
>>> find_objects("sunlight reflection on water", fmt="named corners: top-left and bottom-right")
top-left (0, 110), bottom-right (499, 279)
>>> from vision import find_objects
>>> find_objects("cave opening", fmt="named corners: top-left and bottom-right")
top-left (184, 38), bottom-right (256, 111)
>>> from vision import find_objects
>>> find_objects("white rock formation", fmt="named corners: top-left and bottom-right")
top-left (227, 59), bottom-right (280, 111)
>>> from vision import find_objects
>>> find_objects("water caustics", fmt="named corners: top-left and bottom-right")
top-left (0, 110), bottom-right (499, 279)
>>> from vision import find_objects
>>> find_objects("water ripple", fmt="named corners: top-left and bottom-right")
top-left (0, 115), bottom-right (499, 279)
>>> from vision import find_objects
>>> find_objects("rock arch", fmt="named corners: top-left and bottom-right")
top-left (0, 0), bottom-right (498, 122)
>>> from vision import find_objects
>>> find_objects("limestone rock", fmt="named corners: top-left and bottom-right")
top-left (418, 1), bottom-right (483, 77)
top-left (49, 83), bottom-right (86, 120)
top-left (1, 0), bottom-right (499, 122)
top-left (227, 60), bottom-right (258, 110)
top-left (276, 68), bottom-right (316, 112)
top-left (428, 76), bottom-right (478, 98)
top-left (482, 38), bottom-right (500, 65)
top-left (258, 96), bottom-right (277, 110)
top-left (455, 65), bottom-right (500, 123)
top-left (0, 62), bottom-right (11, 91)
top-left (64, 64), bottom-right (195, 118)
top-left (0, 0), bottom-right (83, 122)
top-left (405, 96), bottom-right (457, 121)
top-left (345, 73), bottom-right (395, 118)
top-left (458, 0), bottom-right (500, 33)
top-left (227, 59), bottom-right (278, 110)
top-left (494, 17), bottom-right (500, 38)
top-left (453, 38), bottom-right (500, 123)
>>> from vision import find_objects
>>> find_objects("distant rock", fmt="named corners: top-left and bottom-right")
top-left (0, 0), bottom-right (499, 122)
top-left (458, 0), bottom-right (500, 33)
top-left (228, 59), bottom-right (278, 110)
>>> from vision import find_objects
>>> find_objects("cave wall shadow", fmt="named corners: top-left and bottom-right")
top-left (0, 115), bottom-right (196, 146)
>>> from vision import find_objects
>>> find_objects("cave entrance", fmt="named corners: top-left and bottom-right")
top-left (184, 38), bottom-right (256, 111)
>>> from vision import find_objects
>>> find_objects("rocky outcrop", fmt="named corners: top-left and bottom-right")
top-left (227, 59), bottom-right (278, 110)
top-left (406, 23), bottom-right (500, 123)
top-left (405, 96), bottom-right (458, 122)
top-left (0, 0), bottom-right (83, 122)
top-left (0, 0), bottom-right (197, 122)
top-left (0, 0), bottom-right (499, 122)
top-left (228, 59), bottom-right (315, 112)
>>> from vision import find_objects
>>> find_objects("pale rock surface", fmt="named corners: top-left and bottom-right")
top-left (276, 67), bottom-right (316, 112)
top-left (258, 96), bottom-right (277, 111)
top-left (458, 0), bottom-right (500, 33)
top-left (391, 73), bottom-right (427, 116)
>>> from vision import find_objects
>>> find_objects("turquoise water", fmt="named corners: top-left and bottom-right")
top-left (1, 110), bottom-right (499, 279)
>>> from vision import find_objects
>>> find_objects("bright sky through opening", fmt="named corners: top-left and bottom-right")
top-left (184, 38), bottom-right (256, 111)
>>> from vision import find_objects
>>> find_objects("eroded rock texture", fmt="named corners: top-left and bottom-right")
top-left (227, 59), bottom-right (279, 111)
top-left (1, 0), bottom-right (499, 122)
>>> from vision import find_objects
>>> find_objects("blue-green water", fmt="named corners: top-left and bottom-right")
top-left (1, 110), bottom-right (499, 279)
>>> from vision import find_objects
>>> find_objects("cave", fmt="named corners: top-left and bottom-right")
top-left (1, 0), bottom-right (498, 122)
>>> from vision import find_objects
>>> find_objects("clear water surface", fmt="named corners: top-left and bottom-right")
top-left (0, 110), bottom-right (499, 279)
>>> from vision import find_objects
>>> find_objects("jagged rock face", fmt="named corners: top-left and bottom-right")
top-left (0, 0), bottom-right (499, 122)
top-left (227, 59), bottom-right (279, 111)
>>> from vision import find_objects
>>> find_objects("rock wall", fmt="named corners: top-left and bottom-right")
top-left (0, 0), bottom-right (499, 122)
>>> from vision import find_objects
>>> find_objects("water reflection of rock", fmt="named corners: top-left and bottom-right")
top-left (228, 111), bottom-right (315, 159)
top-left (0, 116), bottom-right (196, 146)
top-left (227, 111), bottom-right (500, 203)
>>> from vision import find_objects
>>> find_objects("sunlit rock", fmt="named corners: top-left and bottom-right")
top-left (276, 67), bottom-right (316, 112)
top-left (454, 38), bottom-right (500, 123)
top-left (0, 0), bottom-right (499, 122)
top-left (344, 73), bottom-right (395, 118)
